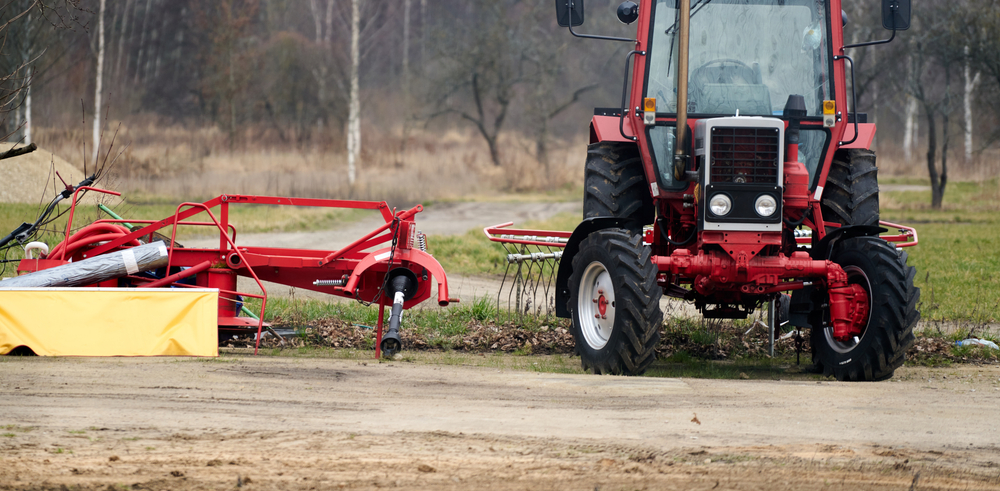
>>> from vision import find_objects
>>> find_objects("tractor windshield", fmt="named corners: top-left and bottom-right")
top-left (646, 0), bottom-right (832, 117)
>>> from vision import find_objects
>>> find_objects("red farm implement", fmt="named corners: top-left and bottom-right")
top-left (14, 183), bottom-right (452, 357)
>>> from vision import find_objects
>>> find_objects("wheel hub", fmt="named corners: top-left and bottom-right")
top-left (595, 289), bottom-right (609, 318)
top-left (825, 265), bottom-right (872, 352)
top-left (578, 261), bottom-right (616, 350)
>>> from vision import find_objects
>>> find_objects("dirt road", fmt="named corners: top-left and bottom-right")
top-left (2, 356), bottom-right (999, 490)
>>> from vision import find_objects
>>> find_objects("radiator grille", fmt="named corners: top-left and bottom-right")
top-left (709, 127), bottom-right (779, 184)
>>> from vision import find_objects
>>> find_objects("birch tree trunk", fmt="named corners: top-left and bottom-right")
top-left (903, 96), bottom-right (917, 162)
top-left (114, 0), bottom-right (134, 82)
top-left (134, 0), bottom-right (152, 84)
top-left (25, 66), bottom-right (31, 145)
top-left (403, 0), bottom-right (411, 95)
top-left (308, 0), bottom-right (334, 128)
top-left (308, 0), bottom-right (322, 44)
top-left (869, 46), bottom-right (878, 152)
top-left (963, 46), bottom-right (980, 165)
top-left (347, 0), bottom-right (361, 186)
top-left (92, 0), bottom-right (107, 165)
top-left (400, 0), bottom-right (411, 158)
top-left (420, 0), bottom-right (426, 71)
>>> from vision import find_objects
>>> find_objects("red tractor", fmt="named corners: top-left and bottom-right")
top-left (552, 0), bottom-right (919, 380)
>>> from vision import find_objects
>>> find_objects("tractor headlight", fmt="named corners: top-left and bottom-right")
top-left (709, 194), bottom-right (732, 216)
top-left (755, 194), bottom-right (778, 217)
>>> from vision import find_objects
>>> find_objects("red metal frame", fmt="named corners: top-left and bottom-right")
top-left (483, 222), bottom-right (571, 248)
top-left (486, 213), bottom-right (912, 342)
top-left (20, 193), bottom-right (452, 357)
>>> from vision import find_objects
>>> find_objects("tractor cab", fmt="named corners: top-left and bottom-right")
top-left (645, 0), bottom-right (834, 192)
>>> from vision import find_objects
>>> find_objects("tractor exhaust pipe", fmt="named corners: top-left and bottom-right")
top-left (380, 271), bottom-right (416, 357)
top-left (673, 0), bottom-right (692, 182)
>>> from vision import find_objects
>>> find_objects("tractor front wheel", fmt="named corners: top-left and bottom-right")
top-left (811, 237), bottom-right (919, 381)
top-left (568, 229), bottom-right (662, 375)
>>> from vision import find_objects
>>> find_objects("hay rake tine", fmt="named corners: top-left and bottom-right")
top-left (484, 222), bottom-right (570, 322)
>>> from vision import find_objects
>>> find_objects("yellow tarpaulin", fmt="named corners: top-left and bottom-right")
top-left (0, 288), bottom-right (219, 356)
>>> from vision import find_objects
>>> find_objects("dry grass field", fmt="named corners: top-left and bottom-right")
top-left (30, 120), bottom-right (588, 206)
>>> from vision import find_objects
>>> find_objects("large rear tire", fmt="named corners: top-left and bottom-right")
top-left (583, 142), bottom-right (655, 227)
top-left (568, 229), bottom-right (662, 375)
top-left (811, 237), bottom-right (919, 381)
top-left (820, 148), bottom-right (879, 231)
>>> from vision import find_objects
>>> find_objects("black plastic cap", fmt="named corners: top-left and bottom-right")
top-left (783, 95), bottom-right (807, 118)
top-left (616, 1), bottom-right (638, 24)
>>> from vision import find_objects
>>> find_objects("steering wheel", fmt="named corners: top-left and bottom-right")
top-left (690, 59), bottom-right (759, 87)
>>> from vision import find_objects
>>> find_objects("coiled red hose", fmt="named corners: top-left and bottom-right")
top-left (48, 223), bottom-right (141, 260)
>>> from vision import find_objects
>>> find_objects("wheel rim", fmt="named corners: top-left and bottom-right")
top-left (824, 265), bottom-right (873, 354)
top-left (577, 261), bottom-right (616, 350)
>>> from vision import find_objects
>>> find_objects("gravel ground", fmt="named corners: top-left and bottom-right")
top-left (0, 143), bottom-right (91, 204)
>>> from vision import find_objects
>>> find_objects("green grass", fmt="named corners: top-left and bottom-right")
top-left (880, 179), bottom-right (1000, 322)
top-left (247, 294), bottom-right (557, 352)
top-left (253, 295), bottom-right (554, 332)
top-left (427, 212), bottom-right (581, 275)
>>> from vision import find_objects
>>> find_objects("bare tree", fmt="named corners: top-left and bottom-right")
top-left (92, 0), bottom-right (106, 164)
top-left (195, 0), bottom-right (260, 149)
top-left (956, 0), bottom-right (1000, 150)
top-left (904, 17), bottom-right (958, 209)
top-left (963, 46), bottom-right (980, 164)
top-left (307, 0), bottom-right (334, 127)
top-left (428, 1), bottom-right (544, 167)
top-left (0, 0), bottom-right (85, 144)
top-left (347, 0), bottom-right (360, 185)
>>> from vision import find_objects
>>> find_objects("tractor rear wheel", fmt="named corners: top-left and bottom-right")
top-left (568, 229), bottom-right (662, 375)
top-left (811, 237), bottom-right (919, 381)
top-left (820, 149), bottom-right (879, 231)
top-left (583, 142), bottom-right (655, 227)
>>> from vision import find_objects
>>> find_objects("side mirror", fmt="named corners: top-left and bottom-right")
top-left (616, 1), bottom-right (638, 25)
top-left (882, 0), bottom-right (910, 31)
top-left (556, 0), bottom-right (585, 27)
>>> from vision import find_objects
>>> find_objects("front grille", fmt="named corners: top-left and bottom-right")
top-left (709, 127), bottom-right (779, 184)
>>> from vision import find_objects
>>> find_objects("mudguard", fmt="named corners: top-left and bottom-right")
top-left (345, 247), bottom-right (451, 307)
top-left (555, 217), bottom-right (643, 318)
top-left (810, 224), bottom-right (886, 260)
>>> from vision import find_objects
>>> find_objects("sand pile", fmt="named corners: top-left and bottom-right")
top-left (0, 143), bottom-right (94, 204)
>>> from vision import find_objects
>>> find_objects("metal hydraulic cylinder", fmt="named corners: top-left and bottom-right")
top-left (380, 273), bottom-right (415, 356)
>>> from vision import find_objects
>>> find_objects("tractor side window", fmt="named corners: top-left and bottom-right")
top-left (799, 128), bottom-right (828, 187)
top-left (647, 0), bottom-right (831, 117)
top-left (648, 125), bottom-right (685, 190)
